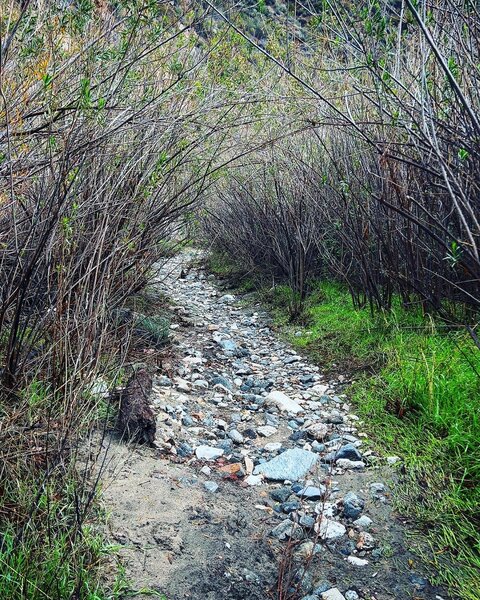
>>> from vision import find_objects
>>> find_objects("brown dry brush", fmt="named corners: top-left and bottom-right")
top-left (0, 0), bottom-right (254, 592)
top-left (203, 0), bottom-right (480, 330)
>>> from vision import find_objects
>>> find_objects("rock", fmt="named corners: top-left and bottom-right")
top-left (296, 541), bottom-right (323, 559)
top-left (242, 568), bottom-right (260, 584)
top-left (296, 485), bottom-right (325, 501)
top-left (245, 474), bottom-right (263, 486)
top-left (219, 294), bottom-right (235, 303)
top-left (228, 429), bottom-right (244, 444)
top-left (370, 482), bottom-right (386, 496)
top-left (117, 369), bottom-right (155, 445)
top-left (266, 390), bottom-right (303, 414)
top-left (195, 445), bottom-right (224, 461)
top-left (301, 596), bottom-right (319, 600)
top-left (335, 459), bottom-right (365, 470)
top-left (271, 519), bottom-right (303, 541)
top-left (253, 448), bottom-right (318, 481)
top-left (321, 589), bottom-right (346, 600)
top-left (356, 531), bottom-right (376, 550)
top-left (200, 466), bottom-right (211, 476)
top-left (346, 556), bottom-right (369, 567)
top-left (311, 441), bottom-right (325, 453)
top-left (306, 423), bottom-right (329, 440)
top-left (182, 414), bottom-right (194, 427)
top-left (315, 518), bottom-right (346, 541)
top-left (270, 487), bottom-right (292, 503)
top-left (281, 501), bottom-right (301, 513)
top-left (218, 339), bottom-right (237, 352)
top-left (211, 375), bottom-right (232, 390)
top-left (204, 481), bottom-right (219, 493)
top-left (353, 515), bottom-right (372, 529)
top-left (156, 375), bottom-right (172, 387)
top-left (257, 425), bottom-right (277, 437)
top-left (300, 515), bottom-right (316, 529)
top-left (387, 455), bottom-right (401, 465)
top-left (218, 463), bottom-right (242, 475)
top-left (192, 379), bottom-right (209, 389)
top-left (177, 442), bottom-right (194, 457)
top-left (345, 592), bottom-right (359, 600)
top-left (310, 384), bottom-right (329, 396)
top-left (336, 443), bottom-right (362, 461)
top-left (343, 492), bottom-right (365, 519)
top-left (264, 442), bottom-right (282, 452)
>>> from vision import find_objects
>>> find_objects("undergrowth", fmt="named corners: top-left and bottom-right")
top-left (208, 253), bottom-right (480, 600)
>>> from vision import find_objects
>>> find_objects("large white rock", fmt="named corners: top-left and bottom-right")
top-left (346, 556), bottom-right (369, 567)
top-left (195, 445), bottom-right (224, 461)
top-left (315, 517), bottom-right (346, 540)
top-left (306, 422), bottom-right (329, 440)
top-left (257, 425), bottom-right (277, 438)
top-left (266, 390), bottom-right (303, 414)
top-left (254, 448), bottom-right (318, 481)
top-left (321, 589), bottom-right (346, 600)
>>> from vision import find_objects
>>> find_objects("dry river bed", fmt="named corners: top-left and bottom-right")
top-left (97, 250), bottom-right (449, 600)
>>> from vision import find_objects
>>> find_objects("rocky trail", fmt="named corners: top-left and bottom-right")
top-left (98, 251), bottom-right (448, 600)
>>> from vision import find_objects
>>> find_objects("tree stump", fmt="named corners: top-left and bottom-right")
top-left (117, 369), bottom-right (156, 445)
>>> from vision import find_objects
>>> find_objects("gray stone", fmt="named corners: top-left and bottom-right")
top-left (253, 448), bottom-right (318, 481)
top-left (228, 429), bottom-right (244, 444)
top-left (317, 518), bottom-right (346, 540)
top-left (300, 515), bottom-right (316, 529)
top-left (343, 492), bottom-right (365, 519)
top-left (370, 482), bottom-right (386, 495)
top-left (353, 515), bottom-right (372, 529)
top-left (345, 592), bottom-right (359, 600)
top-left (336, 443), bottom-right (362, 461)
top-left (270, 487), bottom-right (292, 503)
top-left (211, 375), bottom-right (232, 390)
top-left (271, 519), bottom-right (303, 541)
top-left (336, 459), bottom-right (365, 470)
top-left (296, 485), bottom-right (326, 501)
top-left (204, 481), bottom-right (219, 493)
top-left (257, 425), bottom-right (277, 437)
top-left (219, 339), bottom-right (237, 352)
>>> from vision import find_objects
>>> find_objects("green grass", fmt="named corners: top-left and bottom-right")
top-left (276, 281), bottom-right (480, 599)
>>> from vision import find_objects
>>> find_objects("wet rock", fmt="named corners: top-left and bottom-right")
top-left (253, 448), bottom-right (318, 481)
top-left (195, 445), bottom-right (224, 460)
top-left (266, 390), bottom-right (303, 414)
top-left (343, 491), bottom-right (365, 519)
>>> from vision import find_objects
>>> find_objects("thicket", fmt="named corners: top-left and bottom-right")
top-left (0, 1), bottom-right (260, 596)
top-left (202, 0), bottom-right (480, 597)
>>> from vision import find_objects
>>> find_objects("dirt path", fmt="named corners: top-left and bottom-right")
top-left (99, 250), bottom-right (448, 600)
